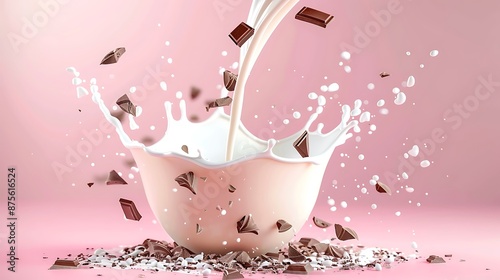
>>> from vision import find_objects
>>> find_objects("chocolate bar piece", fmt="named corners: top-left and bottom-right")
top-left (206, 96), bottom-right (233, 111)
top-left (175, 171), bottom-right (197, 195)
top-left (284, 263), bottom-right (313, 274)
top-left (223, 268), bottom-right (244, 280)
top-left (106, 170), bottom-right (128, 185)
top-left (100, 47), bottom-right (126, 65)
top-left (223, 70), bottom-right (238, 91)
top-left (312, 243), bottom-right (329, 254)
top-left (237, 215), bottom-right (259, 235)
top-left (299, 237), bottom-right (320, 247)
top-left (190, 87), bottom-right (201, 100)
top-left (116, 94), bottom-right (137, 117)
top-left (276, 219), bottom-right (292, 233)
top-left (229, 22), bottom-right (255, 47)
top-left (53, 259), bottom-right (79, 267)
top-left (379, 72), bottom-right (390, 78)
top-left (288, 244), bottom-right (306, 262)
top-left (312, 216), bottom-right (331, 228)
top-left (119, 198), bottom-right (142, 221)
top-left (228, 184), bottom-right (236, 193)
top-left (295, 7), bottom-right (333, 28)
top-left (325, 245), bottom-right (345, 258)
top-left (335, 224), bottom-right (358, 241)
top-left (375, 181), bottom-right (392, 195)
top-left (87, 182), bottom-right (94, 188)
top-left (426, 255), bottom-right (446, 263)
top-left (293, 130), bottom-right (309, 157)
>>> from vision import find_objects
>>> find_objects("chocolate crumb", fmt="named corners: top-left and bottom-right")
top-left (312, 216), bottom-right (331, 228)
top-left (190, 87), bottom-right (201, 100)
top-left (175, 171), bottom-right (197, 195)
top-left (106, 170), bottom-right (128, 185)
top-left (237, 215), bottom-right (259, 235)
top-left (228, 184), bottom-right (236, 193)
top-left (87, 182), bottom-right (94, 188)
top-left (100, 47), bottom-right (126, 65)
top-left (426, 255), bottom-right (446, 263)
top-left (335, 224), bottom-right (359, 241)
top-left (379, 72), bottom-right (390, 78)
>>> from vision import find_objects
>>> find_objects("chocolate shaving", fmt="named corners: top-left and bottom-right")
top-left (444, 254), bottom-right (452, 258)
top-left (228, 184), bottom-right (236, 193)
top-left (116, 94), bottom-right (137, 117)
top-left (229, 22), bottom-right (255, 47)
top-left (190, 86), bottom-right (201, 100)
top-left (379, 72), bottom-right (390, 78)
top-left (284, 263), bottom-right (313, 274)
top-left (100, 47), bottom-right (126, 65)
top-left (196, 224), bottom-right (203, 234)
top-left (228, 200), bottom-right (233, 207)
top-left (119, 198), bottom-right (142, 221)
top-left (335, 224), bottom-right (359, 241)
top-left (223, 70), bottom-right (238, 91)
top-left (87, 182), bottom-right (94, 188)
top-left (375, 181), bottom-right (392, 195)
top-left (293, 130), bottom-right (309, 158)
top-left (276, 219), bottom-right (292, 233)
top-left (106, 170), bottom-right (128, 185)
top-left (426, 255), bottom-right (446, 263)
top-left (237, 215), bottom-right (259, 235)
top-left (312, 216), bottom-right (331, 228)
top-left (181, 145), bottom-right (189, 154)
top-left (206, 96), bottom-right (232, 111)
top-left (223, 268), bottom-right (244, 280)
top-left (299, 237), bottom-right (320, 247)
top-left (174, 171), bottom-right (197, 195)
top-left (295, 7), bottom-right (333, 28)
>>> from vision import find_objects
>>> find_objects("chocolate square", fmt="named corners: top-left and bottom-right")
top-left (295, 7), bottom-right (333, 28)
top-left (119, 198), bottom-right (142, 221)
top-left (229, 22), bottom-right (255, 47)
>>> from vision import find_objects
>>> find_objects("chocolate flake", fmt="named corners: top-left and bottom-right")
top-left (223, 70), bottom-right (238, 91)
top-left (228, 184), bottom-right (236, 193)
top-left (284, 263), bottom-right (313, 274)
top-left (116, 94), bottom-right (137, 117)
top-left (119, 198), bottom-right (142, 221)
top-left (87, 182), bottom-right (94, 188)
top-left (295, 7), bottom-right (333, 28)
top-left (276, 219), bottom-right (292, 233)
top-left (100, 47), bottom-right (126, 65)
top-left (229, 22), bottom-right (255, 47)
top-left (379, 72), bottom-right (390, 78)
top-left (335, 224), bottom-right (359, 241)
top-left (293, 130), bottom-right (309, 158)
top-left (426, 255), bottom-right (446, 263)
top-left (106, 170), bottom-right (128, 185)
top-left (206, 96), bottom-right (233, 111)
top-left (237, 215), bottom-right (259, 235)
top-left (181, 145), bottom-right (189, 154)
top-left (174, 171), bottom-right (197, 195)
top-left (375, 181), bottom-right (392, 195)
top-left (299, 237), bottom-right (320, 247)
top-left (190, 87), bottom-right (201, 100)
top-left (196, 223), bottom-right (202, 234)
top-left (223, 268), bottom-right (245, 280)
top-left (312, 216), bottom-right (332, 228)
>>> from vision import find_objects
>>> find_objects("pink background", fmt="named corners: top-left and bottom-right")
top-left (1, 0), bottom-right (500, 279)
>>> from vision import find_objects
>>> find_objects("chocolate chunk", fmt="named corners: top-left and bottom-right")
top-left (295, 7), bottom-right (333, 28)
top-left (223, 70), bottom-right (238, 91)
top-left (228, 184), bottom-right (236, 193)
top-left (100, 47), bottom-right (126, 65)
top-left (312, 216), bottom-right (332, 228)
top-left (229, 22), bottom-right (255, 47)
top-left (375, 181), bottom-right (392, 195)
top-left (426, 255), bottom-right (446, 263)
top-left (288, 244), bottom-right (306, 262)
top-left (220, 251), bottom-right (239, 264)
top-left (284, 263), bottom-right (313, 274)
top-left (145, 239), bottom-right (171, 258)
top-left (223, 268), bottom-right (244, 280)
top-left (119, 198), bottom-right (142, 221)
top-left (196, 223), bottom-right (203, 234)
top-left (111, 110), bottom-right (125, 122)
top-left (124, 158), bottom-right (136, 167)
top-left (78, 109), bottom-right (81, 112)
top-left (276, 219), bottom-right (292, 233)
top-left (379, 72), bottom-right (390, 78)
top-left (116, 94), bottom-right (137, 117)
top-left (190, 86), bottom-right (201, 100)
top-left (181, 145), bottom-right (189, 154)
top-left (228, 200), bottom-right (234, 207)
top-left (106, 170), bottom-right (128, 185)
top-left (172, 246), bottom-right (193, 259)
top-left (237, 215), bottom-right (259, 235)
top-left (53, 259), bottom-right (79, 267)
top-left (293, 130), bottom-right (309, 158)
top-left (335, 224), bottom-right (359, 241)
top-left (312, 243), bottom-right (329, 254)
top-left (235, 251), bottom-right (251, 266)
top-left (444, 254), bottom-right (452, 258)
top-left (299, 237), bottom-right (320, 247)
top-left (206, 96), bottom-right (233, 111)
top-left (175, 171), bottom-right (197, 195)
top-left (87, 182), bottom-right (94, 188)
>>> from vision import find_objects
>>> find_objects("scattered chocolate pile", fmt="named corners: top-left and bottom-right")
top-left (52, 238), bottom-right (417, 277)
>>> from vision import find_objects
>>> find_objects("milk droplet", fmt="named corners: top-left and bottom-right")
top-left (308, 92), bottom-right (318, 100)
top-left (283, 119), bottom-right (289, 124)
top-left (344, 217), bottom-right (351, 222)
top-left (330, 206), bottom-right (337, 212)
top-left (344, 65), bottom-right (351, 73)
top-left (175, 91), bottom-right (183, 99)
top-left (328, 83), bottom-right (340, 92)
top-left (404, 153), bottom-right (409, 159)
top-left (420, 64), bottom-right (425, 68)
top-left (408, 145), bottom-right (419, 157)
top-left (430, 50), bottom-right (439, 57)
top-left (129, 115), bottom-right (139, 130)
top-left (221, 51), bottom-right (227, 56)
top-left (411, 241), bottom-right (418, 249)
top-left (392, 87), bottom-right (400, 94)
top-left (72, 77), bottom-right (82, 85)
top-left (402, 172), bottom-right (409, 179)
top-left (66, 67), bottom-right (78, 75)
top-left (236, 238), bottom-right (241, 242)
top-left (150, 126), bottom-right (155, 131)
top-left (341, 51), bottom-right (351, 60)
top-left (293, 112), bottom-right (301, 119)
top-left (367, 83), bottom-right (375, 90)
top-left (406, 51), bottom-right (411, 56)
top-left (316, 106), bottom-right (324, 114)
top-left (318, 95), bottom-right (326, 106)
top-left (128, 173), bottom-right (134, 179)
top-left (394, 92), bottom-right (406, 105)
top-left (340, 201), bottom-right (347, 208)
top-left (372, 175), bottom-right (380, 180)
top-left (129, 86), bottom-right (137, 93)
top-left (136, 106), bottom-right (143, 117)
top-left (375, 263), bottom-right (382, 271)
top-left (359, 112), bottom-right (371, 123)
top-left (369, 179), bottom-right (377, 186)
top-left (395, 211), bottom-right (401, 216)
top-left (160, 81), bottom-right (167, 91)
top-left (76, 87), bottom-right (89, 98)
top-left (353, 125), bottom-right (361, 133)
top-left (320, 85), bottom-right (328, 92)
top-left (307, 106), bottom-right (313, 111)
top-left (222, 241), bottom-right (227, 245)
top-left (90, 78), bottom-right (96, 85)
top-left (370, 124), bottom-right (377, 131)
top-left (407, 76), bottom-right (415, 87)
top-left (221, 209), bottom-right (227, 215)
top-left (406, 187), bottom-right (415, 193)
top-left (167, 58), bottom-right (173, 64)
top-left (327, 199), bottom-right (335, 206)
top-left (377, 99), bottom-right (385, 107)
top-left (202, 268), bottom-right (211, 276)
top-left (90, 84), bottom-right (99, 94)
top-left (379, 108), bottom-right (389, 115)
top-left (371, 204), bottom-right (377, 209)
top-left (358, 154), bottom-right (365, 160)
top-left (420, 160), bottom-right (431, 168)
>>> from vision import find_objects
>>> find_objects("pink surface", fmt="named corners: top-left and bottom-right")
top-left (1, 0), bottom-right (500, 279)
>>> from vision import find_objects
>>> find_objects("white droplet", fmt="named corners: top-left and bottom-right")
top-left (320, 85), bottom-right (328, 92)
top-left (371, 204), bottom-right (377, 209)
top-left (129, 115), bottom-right (139, 130)
top-left (340, 201), bottom-right (347, 208)
top-left (173, 188), bottom-right (178, 192)
top-left (128, 173), bottom-right (134, 179)
top-left (379, 108), bottom-right (389, 115)
top-left (420, 64), bottom-right (425, 68)
top-left (318, 95), bottom-right (326, 106)
top-left (76, 87), bottom-right (89, 98)
top-left (359, 112), bottom-right (371, 123)
top-left (221, 209), bottom-right (227, 215)
top-left (370, 124), bottom-right (377, 131)
top-left (430, 50), bottom-right (439, 57)
top-left (328, 83), bottom-right (340, 92)
top-left (221, 50), bottom-right (227, 56)
top-left (150, 126), bottom-right (155, 131)
top-left (407, 76), bottom-right (415, 88)
top-left (66, 67), bottom-right (78, 75)
top-left (411, 241), bottom-right (418, 249)
top-left (394, 92), bottom-right (406, 105)
top-left (90, 84), bottom-right (99, 94)
top-left (377, 99), bottom-right (385, 107)
top-left (222, 241), bottom-right (227, 245)
top-left (341, 51), bottom-right (351, 60)
top-left (167, 58), bottom-right (173, 64)
top-left (369, 179), bottom-right (377, 186)
top-left (406, 51), bottom-right (411, 56)
top-left (404, 153), bottom-right (409, 159)
top-left (372, 175), bottom-right (380, 180)
top-left (344, 65), bottom-right (351, 73)
top-left (231, 62), bottom-right (239, 69)
top-left (72, 77), bottom-right (82, 85)
top-left (402, 172), bottom-right (409, 179)
top-left (330, 206), bottom-right (337, 212)
top-left (408, 145), bottom-right (419, 157)
top-left (90, 78), bottom-right (97, 85)
top-left (129, 86), bottom-right (137, 93)
top-left (392, 87), bottom-right (400, 94)
top-left (308, 92), bottom-right (318, 100)
top-left (316, 106), bottom-right (324, 114)
top-left (283, 119), bottom-right (289, 125)
top-left (406, 187), bottom-right (415, 193)
top-left (420, 160), bottom-right (431, 168)
top-left (175, 91), bottom-right (183, 99)
top-left (202, 268), bottom-right (211, 276)
top-left (236, 238), bottom-right (241, 243)
top-left (160, 81), bottom-right (167, 91)
top-left (327, 199), bottom-right (335, 206)
top-left (361, 187), bottom-right (367, 194)
top-left (353, 125), bottom-right (361, 133)
top-left (395, 211), bottom-right (401, 216)
top-left (358, 154), bottom-right (365, 160)
top-left (344, 216), bottom-right (351, 222)
top-left (367, 83), bottom-right (375, 90)
top-left (375, 263), bottom-right (382, 271)
top-left (135, 106), bottom-right (143, 117)
top-left (293, 112), bottom-right (301, 119)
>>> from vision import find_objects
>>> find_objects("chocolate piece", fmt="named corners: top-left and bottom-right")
top-left (229, 22), bottom-right (254, 47)
top-left (111, 109), bottom-right (125, 122)
top-left (106, 170), bottom-right (128, 185)
top-left (299, 237), bottom-right (320, 247)
top-left (375, 181), bottom-right (392, 195)
top-left (200, 176), bottom-right (208, 182)
top-left (228, 184), bottom-right (236, 193)
top-left (223, 70), bottom-right (238, 91)
top-left (237, 215), bottom-right (259, 235)
top-left (172, 246), bottom-right (193, 259)
top-left (196, 223), bottom-right (203, 234)
top-left (445, 254), bottom-right (452, 258)
top-left (228, 200), bottom-right (234, 207)
top-left (288, 244), bottom-right (306, 262)
top-left (206, 96), bottom-right (233, 111)
top-left (293, 131), bottom-right (309, 157)
top-left (52, 259), bottom-right (80, 267)
top-left (181, 145), bottom-right (189, 154)
top-left (220, 251), bottom-right (239, 264)
top-left (119, 198), bottom-right (142, 221)
top-left (124, 158), bottom-right (136, 167)
top-left (78, 109), bottom-right (81, 112)
top-left (426, 255), bottom-right (446, 263)
top-left (276, 219), bottom-right (292, 233)
top-left (145, 239), bottom-right (171, 258)
top-left (100, 47), bottom-right (126, 65)
top-left (87, 182), bottom-right (94, 188)
top-left (284, 263), bottom-right (313, 274)
top-left (116, 94), bottom-right (137, 117)
top-left (379, 72), bottom-right (390, 78)
top-left (325, 245), bottom-right (344, 257)
top-left (190, 87), bottom-right (201, 100)
top-left (223, 268), bottom-right (244, 280)
top-left (335, 224), bottom-right (359, 241)
top-left (175, 171), bottom-right (197, 195)
top-left (141, 136), bottom-right (155, 145)
top-left (295, 7), bottom-right (333, 28)
top-left (312, 243), bottom-right (329, 254)
top-left (312, 216), bottom-right (332, 228)
top-left (235, 251), bottom-right (251, 266)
